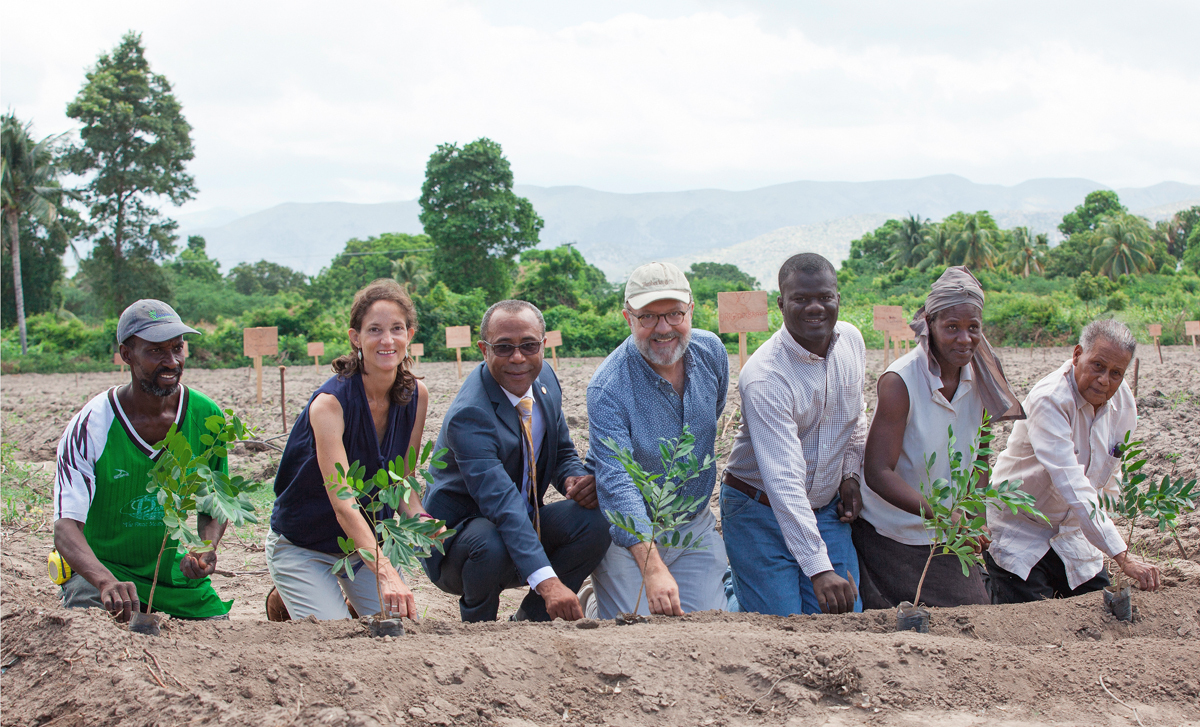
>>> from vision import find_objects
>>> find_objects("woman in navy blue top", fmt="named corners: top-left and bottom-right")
top-left (266, 279), bottom-right (431, 621)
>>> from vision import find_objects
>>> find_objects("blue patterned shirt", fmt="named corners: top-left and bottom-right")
top-left (586, 329), bottom-right (729, 548)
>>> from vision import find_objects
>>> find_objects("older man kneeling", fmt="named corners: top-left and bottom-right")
top-left (985, 319), bottom-right (1160, 603)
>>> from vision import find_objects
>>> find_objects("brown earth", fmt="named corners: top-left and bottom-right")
top-left (3, 346), bottom-right (1200, 726)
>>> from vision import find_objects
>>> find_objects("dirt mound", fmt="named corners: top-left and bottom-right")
top-left (4, 347), bottom-right (1200, 725)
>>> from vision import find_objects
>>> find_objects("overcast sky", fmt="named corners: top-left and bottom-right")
top-left (3, 1), bottom-right (1198, 216)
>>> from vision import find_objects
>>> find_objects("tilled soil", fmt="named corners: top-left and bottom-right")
top-left (3, 346), bottom-right (1200, 726)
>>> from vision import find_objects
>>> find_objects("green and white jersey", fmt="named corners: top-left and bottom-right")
top-left (54, 386), bottom-right (232, 618)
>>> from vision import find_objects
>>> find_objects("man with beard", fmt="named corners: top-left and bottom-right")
top-left (586, 262), bottom-right (730, 618)
top-left (52, 300), bottom-right (232, 622)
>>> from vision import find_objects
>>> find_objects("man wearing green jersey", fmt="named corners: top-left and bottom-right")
top-left (53, 300), bottom-right (232, 621)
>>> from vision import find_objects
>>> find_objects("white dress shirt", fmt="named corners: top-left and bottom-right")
top-left (501, 384), bottom-right (554, 591)
top-left (724, 323), bottom-right (870, 577)
top-left (987, 360), bottom-right (1135, 589)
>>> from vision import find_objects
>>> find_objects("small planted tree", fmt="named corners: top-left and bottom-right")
top-left (327, 441), bottom-right (455, 635)
top-left (1093, 432), bottom-right (1199, 559)
top-left (135, 409), bottom-right (263, 635)
top-left (905, 415), bottom-right (1044, 628)
top-left (601, 425), bottom-right (713, 623)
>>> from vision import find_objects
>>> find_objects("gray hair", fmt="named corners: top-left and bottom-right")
top-left (480, 300), bottom-right (545, 341)
top-left (1080, 318), bottom-right (1137, 358)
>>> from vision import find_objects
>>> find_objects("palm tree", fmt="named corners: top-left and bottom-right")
top-left (1092, 215), bottom-right (1154, 279)
top-left (955, 213), bottom-right (998, 270)
top-left (392, 255), bottom-right (428, 294)
top-left (886, 214), bottom-right (927, 271)
top-left (1003, 226), bottom-right (1048, 278)
top-left (1, 114), bottom-right (68, 354)
top-left (916, 224), bottom-right (955, 270)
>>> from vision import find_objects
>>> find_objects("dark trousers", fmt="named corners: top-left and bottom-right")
top-left (432, 500), bottom-right (610, 622)
top-left (984, 549), bottom-right (1110, 604)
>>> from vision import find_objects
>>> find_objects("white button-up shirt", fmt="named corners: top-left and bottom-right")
top-left (725, 323), bottom-right (869, 577)
top-left (987, 360), bottom-right (1135, 589)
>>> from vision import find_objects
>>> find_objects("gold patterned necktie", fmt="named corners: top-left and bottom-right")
top-left (515, 396), bottom-right (541, 539)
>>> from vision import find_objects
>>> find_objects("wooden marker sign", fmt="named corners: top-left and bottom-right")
top-left (872, 305), bottom-right (905, 367)
top-left (545, 330), bottom-right (563, 368)
top-left (243, 326), bottom-right (279, 405)
top-left (307, 341), bottom-right (324, 370)
top-left (1186, 321), bottom-right (1200, 351)
top-left (113, 351), bottom-right (126, 373)
top-left (445, 325), bottom-right (471, 378)
top-left (182, 340), bottom-right (189, 359)
top-left (410, 342), bottom-right (424, 368)
top-left (1149, 324), bottom-right (1163, 364)
top-left (717, 291), bottom-right (771, 372)
top-left (891, 325), bottom-right (916, 358)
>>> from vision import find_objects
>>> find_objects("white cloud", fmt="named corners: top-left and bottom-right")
top-left (2, 0), bottom-right (1197, 214)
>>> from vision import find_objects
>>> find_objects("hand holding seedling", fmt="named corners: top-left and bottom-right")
top-left (912, 415), bottom-right (1045, 607)
top-left (1112, 552), bottom-right (1160, 591)
top-left (602, 425), bottom-right (713, 619)
top-left (327, 442), bottom-right (455, 623)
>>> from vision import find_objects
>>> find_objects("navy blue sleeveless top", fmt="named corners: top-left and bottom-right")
top-left (270, 372), bottom-right (419, 554)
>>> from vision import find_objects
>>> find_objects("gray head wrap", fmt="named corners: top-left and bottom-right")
top-left (910, 266), bottom-right (1025, 421)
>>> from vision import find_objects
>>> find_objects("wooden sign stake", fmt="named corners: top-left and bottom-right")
top-left (873, 306), bottom-right (905, 370)
top-left (410, 343), bottom-right (424, 370)
top-left (446, 326), bottom-right (472, 379)
top-left (717, 291), bottom-right (771, 373)
top-left (1185, 321), bottom-right (1200, 351)
top-left (1131, 358), bottom-right (1139, 398)
top-left (243, 327), bottom-right (280, 405)
top-left (545, 331), bottom-right (564, 369)
top-left (1149, 324), bottom-right (1163, 364)
top-left (279, 366), bottom-right (288, 431)
top-left (307, 342), bottom-right (325, 372)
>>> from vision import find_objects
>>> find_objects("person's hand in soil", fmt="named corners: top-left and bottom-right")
top-left (536, 577), bottom-right (584, 620)
top-left (377, 564), bottom-right (418, 618)
top-left (1114, 552), bottom-right (1161, 591)
top-left (837, 477), bottom-right (862, 523)
top-left (811, 570), bottom-right (856, 614)
top-left (630, 542), bottom-right (683, 616)
top-left (179, 550), bottom-right (218, 579)
top-left (564, 475), bottom-right (599, 509)
top-left (99, 578), bottom-right (141, 623)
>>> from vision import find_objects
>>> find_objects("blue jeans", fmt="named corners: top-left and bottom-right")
top-left (720, 482), bottom-right (862, 615)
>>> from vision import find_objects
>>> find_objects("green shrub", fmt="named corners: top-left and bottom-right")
top-left (1105, 291), bottom-right (1129, 312)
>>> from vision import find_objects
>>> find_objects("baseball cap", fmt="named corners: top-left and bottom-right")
top-left (117, 300), bottom-right (200, 344)
top-left (624, 262), bottom-right (692, 310)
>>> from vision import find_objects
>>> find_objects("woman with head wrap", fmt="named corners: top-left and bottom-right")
top-left (853, 266), bottom-right (1024, 609)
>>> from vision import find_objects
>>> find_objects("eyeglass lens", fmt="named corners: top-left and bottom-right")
top-left (489, 341), bottom-right (543, 356)
top-left (636, 311), bottom-right (686, 328)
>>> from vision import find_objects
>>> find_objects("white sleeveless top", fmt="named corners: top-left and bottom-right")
top-left (860, 344), bottom-right (984, 545)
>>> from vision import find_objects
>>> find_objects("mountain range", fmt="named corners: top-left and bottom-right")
top-left (176, 175), bottom-right (1200, 284)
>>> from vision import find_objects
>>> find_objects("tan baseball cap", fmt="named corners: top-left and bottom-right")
top-left (624, 262), bottom-right (692, 310)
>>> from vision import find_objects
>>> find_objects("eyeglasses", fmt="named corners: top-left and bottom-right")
top-left (628, 308), bottom-right (689, 329)
top-left (482, 340), bottom-right (544, 357)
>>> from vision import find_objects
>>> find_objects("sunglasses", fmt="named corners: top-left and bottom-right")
top-left (482, 340), bottom-right (544, 357)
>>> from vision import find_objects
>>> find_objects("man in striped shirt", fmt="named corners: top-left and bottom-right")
top-left (722, 253), bottom-right (867, 615)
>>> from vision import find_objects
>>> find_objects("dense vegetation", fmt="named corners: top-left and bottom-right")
top-left (4, 34), bottom-right (1200, 374)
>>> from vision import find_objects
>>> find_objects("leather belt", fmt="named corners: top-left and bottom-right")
top-left (723, 472), bottom-right (771, 509)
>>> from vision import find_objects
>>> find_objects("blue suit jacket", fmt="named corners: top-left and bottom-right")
top-left (422, 361), bottom-right (588, 583)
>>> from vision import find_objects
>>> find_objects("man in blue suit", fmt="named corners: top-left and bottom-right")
top-left (423, 300), bottom-right (610, 622)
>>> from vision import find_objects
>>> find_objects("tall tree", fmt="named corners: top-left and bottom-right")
top-left (64, 32), bottom-right (196, 314)
top-left (1, 114), bottom-right (70, 353)
top-left (419, 138), bottom-right (543, 300)
top-left (1092, 215), bottom-right (1154, 279)
top-left (168, 235), bottom-right (222, 283)
top-left (955, 212), bottom-right (998, 270)
top-left (1058, 190), bottom-right (1126, 238)
top-left (886, 214), bottom-right (927, 271)
top-left (1003, 227), bottom-right (1048, 278)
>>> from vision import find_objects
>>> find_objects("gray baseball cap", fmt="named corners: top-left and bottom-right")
top-left (117, 299), bottom-right (200, 344)
top-left (624, 262), bottom-right (692, 310)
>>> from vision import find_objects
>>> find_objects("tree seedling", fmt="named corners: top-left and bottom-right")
top-left (135, 409), bottom-right (263, 635)
top-left (1093, 432), bottom-right (1199, 561)
top-left (903, 415), bottom-right (1045, 631)
top-left (601, 425), bottom-right (713, 624)
top-left (327, 441), bottom-right (455, 636)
